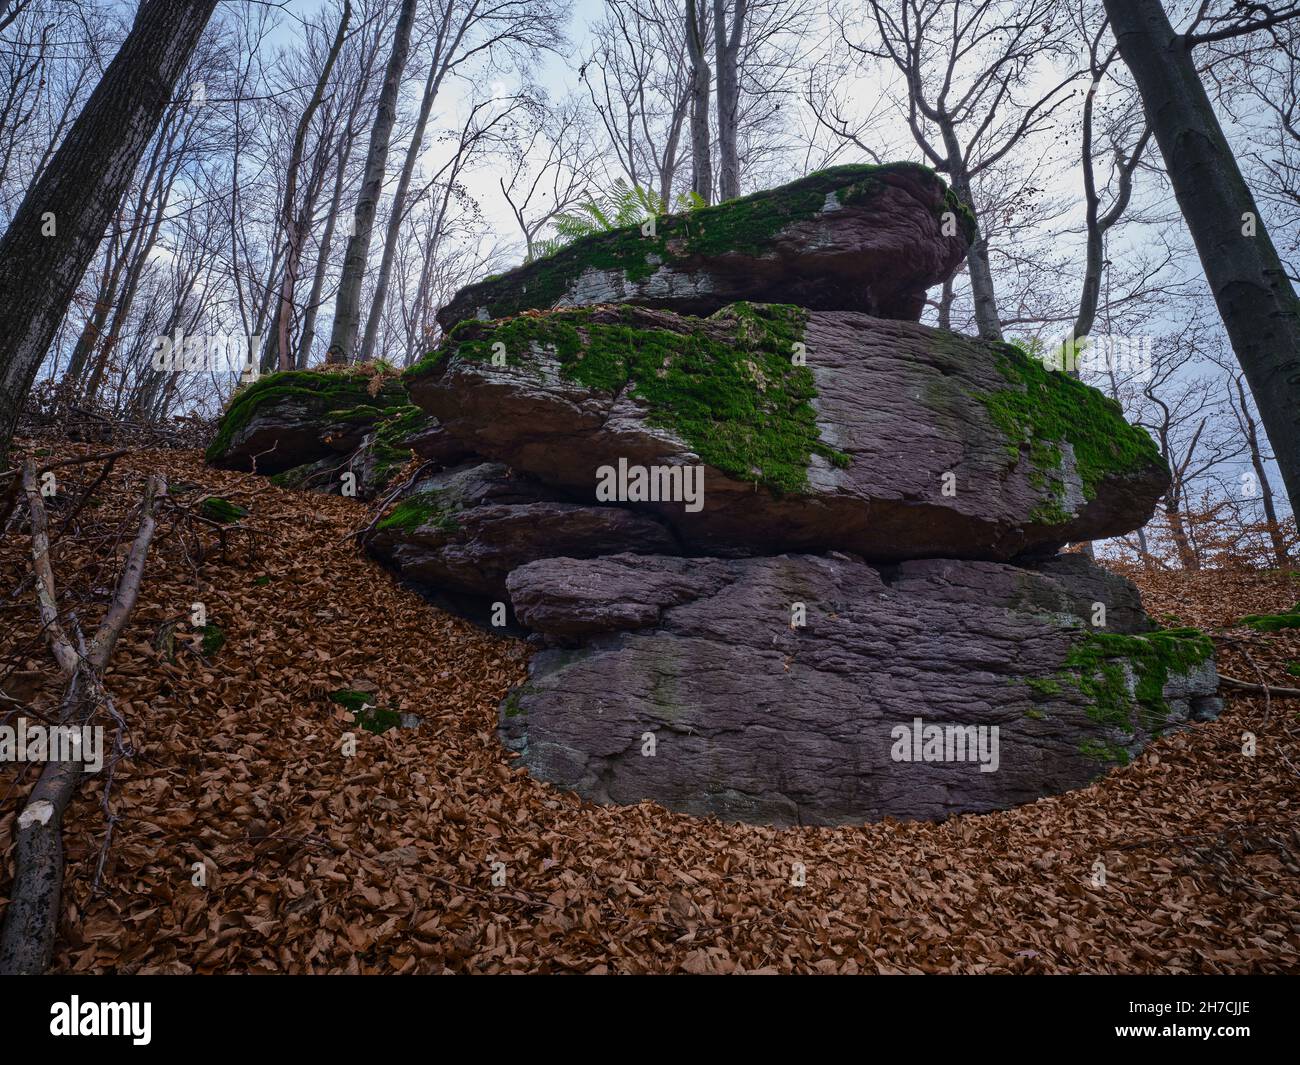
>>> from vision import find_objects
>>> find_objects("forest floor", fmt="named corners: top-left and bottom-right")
top-left (1, 443), bottom-right (1298, 974)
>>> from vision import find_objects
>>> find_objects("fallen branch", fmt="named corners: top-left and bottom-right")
top-left (1218, 675), bottom-right (1300, 698)
top-left (0, 461), bottom-right (164, 975)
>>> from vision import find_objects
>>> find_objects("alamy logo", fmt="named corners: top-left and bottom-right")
top-left (50, 997), bottom-right (151, 1045)
top-left (151, 328), bottom-right (261, 375)
top-left (595, 458), bottom-right (704, 513)
top-left (0, 719), bottom-right (103, 772)
top-left (890, 717), bottom-right (999, 773)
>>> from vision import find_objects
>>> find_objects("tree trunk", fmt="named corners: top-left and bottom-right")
top-left (360, 14), bottom-right (458, 363)
top-left (712, 0), bottom-right (745, 201)
top-left (1104, 0), bottom-right (1300, 517)
top-left (326, 0), bottom-right (416, 365)
top-left (0, 0), bottom-right (216, 461)
top-left (686, 0), bottom-right (712, 204)
top-left (1165, 497), bottom-right (1199, 570)
top-left (1235, 373), bottom-right (1290, 566)
top-left (272, 2), bottom-right (350, 372)
top-left (935, 114), bottom-right (1002, 340)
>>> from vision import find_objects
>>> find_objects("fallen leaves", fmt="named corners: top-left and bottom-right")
top-left (0, 444), bottom-right (1297, 973)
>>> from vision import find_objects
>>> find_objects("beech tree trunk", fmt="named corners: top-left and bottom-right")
top-left (712, 0), bottom-right (746, 201)
top-left (327, 0), bottom-right (417, 364)
top-left (686, 0), bottom-right (713, 204)
top-left (1104, 0), bottom-right (1300, 517)
top-left (0, 0), bottom-right (216, 460)
top-left (272, 2), bottom-right (350, 372)
top-left (360, 12), bottom-right (459, 363)
top-left (1235, 373), bottom-right (1290, 566)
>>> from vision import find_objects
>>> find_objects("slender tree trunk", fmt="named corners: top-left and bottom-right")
top-left (1235, 373), bottom-right (1290, 566)
top-left (1165, 496), bottom-right (1199, 570)
top-left (1104, 0), bottom-right (1300, 517)
top-left (712, 0), bottom-right (745, 201)
top-left (0, 0), bottom-right (216, 460)
top-left (299, 52), bottom-right (375, 369)
top-left (934, 116), bottom-right (1002, 339)
top-left (273, 1), bottom-right (350, 372)
top-left (949, 169), bottom-right (1002, 340)
top-left (327, 0), bottom-right (416, 365)
top-left (686, 0), bottom-right (712, 204)
top-left (360, 18), bottom-right (457, 363)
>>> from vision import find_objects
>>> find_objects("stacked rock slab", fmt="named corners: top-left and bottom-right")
top-left (206, 162), bottom-right (1222, 825)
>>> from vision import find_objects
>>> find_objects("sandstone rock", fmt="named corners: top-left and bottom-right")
top-left (436, 163), bottom-right (973, 330)
top-left (206, 369), bottom-right (408, 474)
top-left (407, 303), bottom-right (1169, 561)
top-left (365, 461), bottom-right (678, 597)
top-left (501, 552), bottom-right (1220, 825)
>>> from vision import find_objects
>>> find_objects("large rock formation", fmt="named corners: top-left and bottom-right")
top-left (436, 163), bottom-right (974, 330)
top-left (205, 160), bottom-right (1222, 827)
top-left (407, 303), bottom-right (1169, 560)
top-left (502, 552), bottom-right (1219, 825)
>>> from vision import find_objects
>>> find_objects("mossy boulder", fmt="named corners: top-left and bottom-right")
top-left (435, 162), bottom-right (972, 330)
top-left (500, 551), bottom-right (1220, 826)
top-left (406, 302), bottom-right (1169, 561)
top-left (205, 369), bottom-right (409, 474)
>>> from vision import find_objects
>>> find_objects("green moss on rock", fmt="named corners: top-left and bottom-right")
top-left (1078, 738), bottom-right (1131, 766)
top-left (974, 343), bottom-right (1166, 524)
top-left (375, 489), bottom-right (461, 534)
top-left (1239, 602), bottom-right (1300, 632)
top-left (205, 369), bottom-right (406, 463)
top-left (1063, 627), bottom-right (1214, 735)
top-left (412, 302), bottom-right (848, 496)
top-left (437, 162), bottom-right (968, 325)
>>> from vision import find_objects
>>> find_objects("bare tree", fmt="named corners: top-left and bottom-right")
top-left (713, 0), bottom-right (748, 200)
top-left (848, 0), bottom-right (1080, 340)
top-left (327, 0), bottom-right (417, 364)
top-left (686, 0), bottom-right (713, 202)
top-left (358, 0), bottom-right (567, 362)
top-left (269, 1), bottom-right (351, 371)
top-left (1102, 0), bottom-right (1300, 516)
top-left (0, 0), bottom-right (217, 459)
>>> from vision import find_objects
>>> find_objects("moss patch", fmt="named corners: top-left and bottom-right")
top-left (1078, 738), bottom-right (1131, 766)
top-left (206, 369), bottom-right (406, 462)
top-left (973, 343), bottom-right (1165, 525)
top-left (413, 302), bottom-right (848, 496)
top-left (1063, 628), bottom-right (1214, 735)
top-left (328, 689), bottom-right (402, 735)
top-left (1239, 602), bottom-right (1300, 632)
top-left (437, 162), bottom-right (967, 325)
top-left (199, 623), bottom-right (225, 657)
top-left (375, 489), bottom-right (460, 534)
top-left (1025, 676), bottom-right (1062, 699)
top-left (199, 496), bottom-right (249, 524)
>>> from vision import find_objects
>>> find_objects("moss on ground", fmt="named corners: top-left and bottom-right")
top-left (974, 343), bottom-right (1166, 524)
top-left (199, 496), bottom-right (248, 524)
top-left (411, 302), bottom-right (848, 496)
top-left (328, 689), bottom-right (402, 735)
top-left (437, 162), bottom-right (970, 324)
top-left (205, 369), bottom-right (406, 462)
top-left (1239, 602), bottom-right (1300, 632)
top-left (1063, 627), bottom-right (1214, 736)
top-left (199, 623), bottom-right (225, 657)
